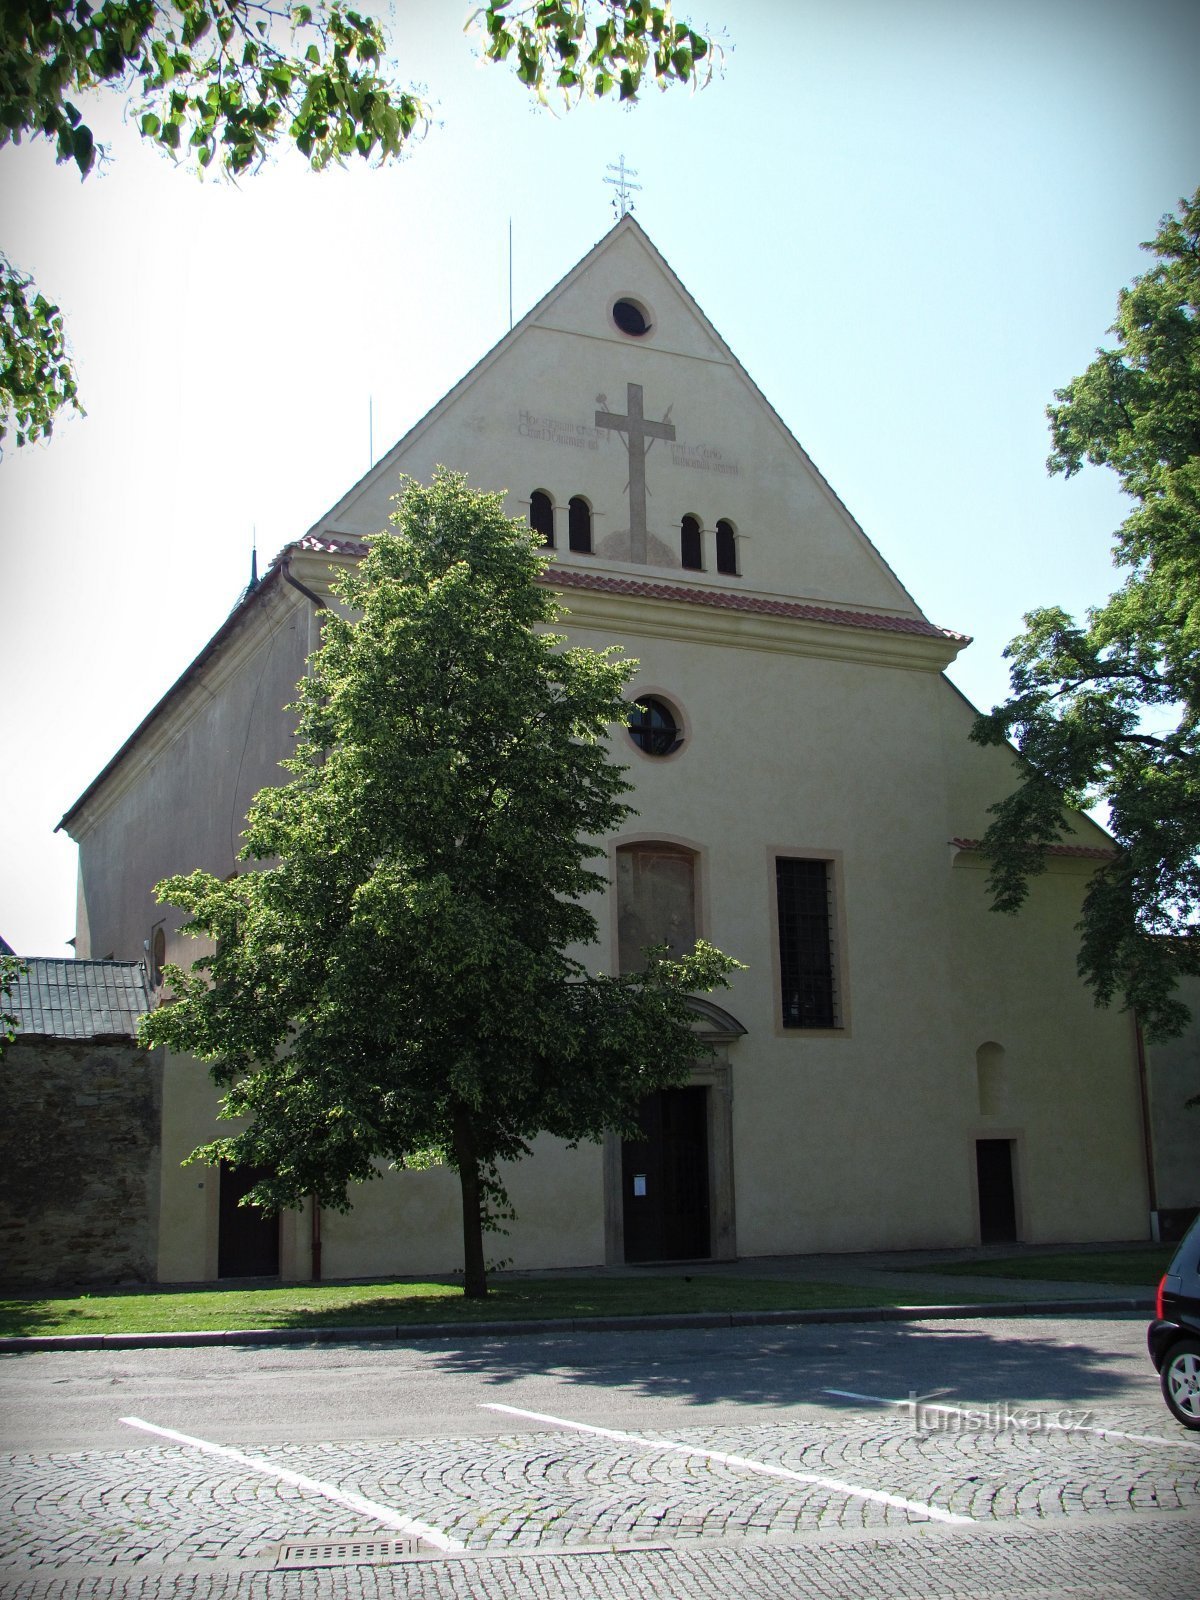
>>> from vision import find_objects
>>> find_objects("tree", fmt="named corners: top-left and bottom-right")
top-left (971, 189), bottom-right (1200, 1040)
top-left (140, 471), bottom-right (738, 1296)
top-left (1, 953), bottom-right (25, 1055)
top-left (0, 2), bottom-right (717, 450)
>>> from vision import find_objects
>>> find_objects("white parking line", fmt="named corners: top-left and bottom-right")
top-left (481, 1402), bottom-right (973, 1526)
top-left (821, 1389), bottom-right (1200, 1450)
top-left (119, 1416), bottom-right (464, 1551)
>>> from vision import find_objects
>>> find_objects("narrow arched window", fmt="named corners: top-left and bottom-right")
top-left (529, 490), bottom-right (554, 547)
top-left (680, 514), bottom-right (702, 571)
top-left (715, 519), bottom-right (738, 575)
top-left (568, 496), bottom-right (592, 554)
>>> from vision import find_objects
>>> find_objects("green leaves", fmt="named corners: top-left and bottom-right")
top-left (973, 190), bottom-right (1200, 1039)
top-left (470, 1), bottom-right (719, 107)
top-left (0, 254), bottom-right (83, 449)
top-left (1, 954), bottom-right (25, 1053)
top-left (1, 3), bottom-right (722, 449)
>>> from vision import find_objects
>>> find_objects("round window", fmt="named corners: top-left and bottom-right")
top-left (612, 298), bottom-right (651, 337)
top-left (628, 696), bottom-right (682, 756)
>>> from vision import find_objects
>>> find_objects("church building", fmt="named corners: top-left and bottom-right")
top-left (58, 217), bottom-right (1153, 1282)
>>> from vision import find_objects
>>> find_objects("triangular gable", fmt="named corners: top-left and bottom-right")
top-left (310, 216), bottom-right (932, 621)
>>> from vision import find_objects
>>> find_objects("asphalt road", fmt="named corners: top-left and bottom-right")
top-left (2, 1312), bottom-right (1198, 1598)
top-left (0, 1311), bottom-right (1164, 1450)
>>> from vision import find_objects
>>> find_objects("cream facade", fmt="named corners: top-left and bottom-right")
top-left (61, 218), bottom-right (1154, 1281)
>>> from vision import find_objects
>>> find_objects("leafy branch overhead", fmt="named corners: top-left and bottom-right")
top-left (2, 2), bottom-right (427, 179)
top-left (473, 1), bottom-right (716, 102)
top-left (0, 255), bottom-right (81, 448)
top-left (971, 188), bottom-right (1200, 1039)
top-left (0, 2), bottom-right (718, 449)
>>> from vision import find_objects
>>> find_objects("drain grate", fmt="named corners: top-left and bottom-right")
top-left (273, 1536), bottom-right (420, 1568)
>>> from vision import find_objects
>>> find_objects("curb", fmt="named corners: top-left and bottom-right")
top-left (0, 1296), bottom-right (1153, 1353)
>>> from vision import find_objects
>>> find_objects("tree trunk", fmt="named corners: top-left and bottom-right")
top-left (452, 1102), bottom-right (488, 1298)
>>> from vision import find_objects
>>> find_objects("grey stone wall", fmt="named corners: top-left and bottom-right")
top-left (0, 1038), bottom-right (162, 1287)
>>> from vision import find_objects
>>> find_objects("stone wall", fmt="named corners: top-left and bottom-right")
top-left (0, 1039), bottom-right (162, 1287)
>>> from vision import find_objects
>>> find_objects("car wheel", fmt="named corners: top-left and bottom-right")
top-left (1161, 1338), bottom-right (1200, 1430)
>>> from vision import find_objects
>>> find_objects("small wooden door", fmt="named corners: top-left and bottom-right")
top-left (218, 1161), bottom-right (280, 1278)
top-left (622, 1087), bottom-right (711, 1262)
top-left (976, 1140), bottom-right (1018, 1244)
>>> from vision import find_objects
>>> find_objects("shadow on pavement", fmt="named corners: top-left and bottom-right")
top-left (421, 1313), bottom-right (1148, 1413)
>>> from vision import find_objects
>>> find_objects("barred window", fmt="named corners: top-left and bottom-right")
top-left (776, 857), bottom-right (837, 1028)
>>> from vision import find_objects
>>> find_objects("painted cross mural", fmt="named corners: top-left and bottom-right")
top-left (596, 383), bottom-right (676, 564)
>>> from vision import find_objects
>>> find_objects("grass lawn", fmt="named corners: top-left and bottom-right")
top-left (0, 1274), bottom-right (1000, 1339)
top-left (901, 1248), bottom-right (1173, 1287)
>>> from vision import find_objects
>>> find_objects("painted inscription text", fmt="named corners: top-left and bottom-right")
top-left (518, 410), bottom-right (609, 451)
top-left (671, 441), bottom-right (739, 476)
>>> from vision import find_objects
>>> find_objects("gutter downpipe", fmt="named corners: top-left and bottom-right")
top-left (310, 1197), bottom-right (323, 1282)
top-left (280, 560), bottom-right (328, 612)
top-left (1134, 1015), bottom-right (1159, 1241)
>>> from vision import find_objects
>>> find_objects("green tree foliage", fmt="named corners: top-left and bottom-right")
top-left (1, 954), bottom-right (26, 1053)
top-left (0, 1), bottom-right (716, 450)
top-left (475, 0), bottom-right (715, 103)
top-left (140, 472), bottom-right (738, 1296)
top-left (0, 254), bottom-right (81, 447)
top-left (972, 189), bottom-right (1200, 1040)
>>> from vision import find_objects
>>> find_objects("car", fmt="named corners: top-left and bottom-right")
top-left (1147, 1210), bottom-right (1200, 1429)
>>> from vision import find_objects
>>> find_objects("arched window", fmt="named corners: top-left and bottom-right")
top-left (568, 496), bottom-right (593, 554)
top-left (680, 514), bottom-right (702, 571)
top-left (715, 519), bottom-right (738, 575)
top-left (976, 1042), bottom-right (1007, 1116)
top-left (529, 490), bottom-right (554, 548)
top-left (616, 842), bottom-right (697, 972)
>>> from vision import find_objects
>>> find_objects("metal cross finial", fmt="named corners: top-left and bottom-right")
top-left (605, 155), bottom-right (641, 218)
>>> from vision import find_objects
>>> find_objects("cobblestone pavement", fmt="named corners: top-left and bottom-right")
top-left (3, 1395), bottom-right (1199, 1597)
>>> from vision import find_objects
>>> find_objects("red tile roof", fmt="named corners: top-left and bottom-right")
top-left (292, 539), bottom-right (969, 643)
top-left (950, 837), bottom-right (1116, 860)
top-left (295, 535), bottom-right (370, 558)
top-left (545, 566), bottom-right (969, 641)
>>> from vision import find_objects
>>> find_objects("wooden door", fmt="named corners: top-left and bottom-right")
top-left (976, 1139), bottom-right (1018, 1244)
top-left (622, 1087), bottom-right (711, 1262)
top-left (218, 1161), bottom-right (280, 1278)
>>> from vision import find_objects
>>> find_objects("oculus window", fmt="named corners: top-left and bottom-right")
top-left (628, 696), bottom-right (683, 757)
top-left (612, 297), bottom-right (651, 337)
top-left (776, 856), bottom-right (837, 1028)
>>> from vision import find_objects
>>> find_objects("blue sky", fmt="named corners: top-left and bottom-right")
top-left (1, 0), bottom-right (1197, 956)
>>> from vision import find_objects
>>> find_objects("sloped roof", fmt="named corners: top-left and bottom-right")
top-left (6, 959), bottom-right (150, 1042)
